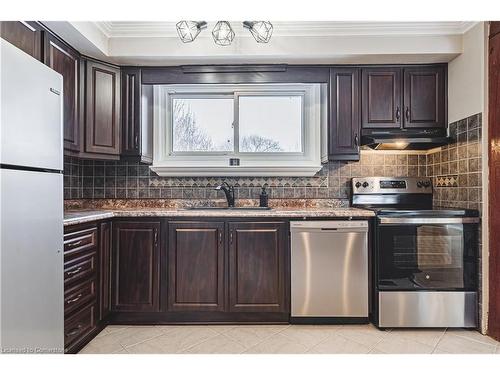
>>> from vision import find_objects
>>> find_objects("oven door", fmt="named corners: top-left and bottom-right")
top-left (377, 217), bottom-right (479, 291)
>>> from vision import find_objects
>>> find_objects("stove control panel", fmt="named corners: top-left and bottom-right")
top-left (352, 177), bottom-right (432, 194)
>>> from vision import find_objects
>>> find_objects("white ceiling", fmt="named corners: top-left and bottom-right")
top-left (94, 21), bottom-right (476, 37)
top-left (43, 21), bottom-right (478, 66)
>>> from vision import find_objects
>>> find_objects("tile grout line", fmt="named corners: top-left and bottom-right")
top-left (118, 328), bottom-right (171, 350)
top-left (304, 329), bottom-right (345, 354)
top-left (176, 330), bottom-right (229, 354)
top-left (431, 328), bottom-right (448, 354)
top-left (235, 325), bottom-right (291, 354)
top-left (446, 330), bottom-right (499, 348)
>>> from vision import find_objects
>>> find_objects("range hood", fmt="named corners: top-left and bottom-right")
top-left (361, 128), bottom-right (450, 150)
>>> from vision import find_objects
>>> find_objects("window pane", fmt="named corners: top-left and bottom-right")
top-left (172, 97), bottom-right (234, 152)
top-left (238, 95), bottom-right (302, 153)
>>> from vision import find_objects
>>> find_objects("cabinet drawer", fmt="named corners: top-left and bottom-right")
top-left (64, 278), bottom-right (97, 316)
top-left (64, 303), bottom-right (96, 350)
top-left (64, 253), bottom-right (97, 286)
top-left (64, 227), bottom-right (97, 259)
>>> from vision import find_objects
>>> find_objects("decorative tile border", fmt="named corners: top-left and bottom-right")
top-left (435, 175), bottom-right (458, 187)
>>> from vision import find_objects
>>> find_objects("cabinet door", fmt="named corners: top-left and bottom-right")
top-left (99, 222), bottom-right (111, 320)
top-left (112, 221), bottom-right (160, 312)
top-left (121, 68), bottom-right (141, 157)
top-left (45, 35), bottom-right (81, 152)
top-left (403, 66), bottom-right (446, 128)
top-left (121, 68), bottom-right (153, 163)
top-left (228, 222), bottom-right (288, 313)
top-left (85, 60), bottom-right (121, 155)
top-left (329, 68), bottom-right (360, 160)
top-left (0, 21), bottom-right (43, 60)
top-left (361, 68), bottom-right (402, 129)
top-left (167, 221), bottom-right (225, 312)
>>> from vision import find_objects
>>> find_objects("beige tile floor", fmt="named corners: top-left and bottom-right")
top-left (79, 324), bottom-right (500, 354)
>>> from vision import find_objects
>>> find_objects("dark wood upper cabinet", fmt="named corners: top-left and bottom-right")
top-left (228, 221), bottom-right (288, 313)
top-left (361, 67), bottom-right (402, 129)
top-left (403, 65), bottom-right (446, 128)
top-left (121, 68), bottom-right (153, 164)
top-left (329, 68), bottom-right (361, 161)
top-left (0, 21), bottom-right (43, 61)
top-left (44, 34), bottom-right (82, 152)
top-left (167, 221), bottom-right (225, 312)
top-left (85, 59), bottom-right (121, 156)
top-left (112, 221), bottom-right (160, 312)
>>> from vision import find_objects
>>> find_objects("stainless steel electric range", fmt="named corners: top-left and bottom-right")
top-left (351, 177), bottom-right (479, 328)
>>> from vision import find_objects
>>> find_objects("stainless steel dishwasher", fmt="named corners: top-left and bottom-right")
top-left (290, 221), bottom-right (369, 322)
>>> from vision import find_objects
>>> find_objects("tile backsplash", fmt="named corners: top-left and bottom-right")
top-left (64, 112), bottom-right (483, 212)
top-left (427, 113), bottom-right (483, 212)
top-left (64, 153), bottom-right (426, 205)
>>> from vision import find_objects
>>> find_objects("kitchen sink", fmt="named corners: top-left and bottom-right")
top-left (183, 206), bottom-right (272, 211)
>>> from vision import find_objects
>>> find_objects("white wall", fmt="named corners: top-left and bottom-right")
top-left (449, 22), bottom-right (490, 334)
top-left (448, 23), bottom-right (487, 123)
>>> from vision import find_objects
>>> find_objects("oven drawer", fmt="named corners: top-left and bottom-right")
top-left (64, 303), bottom-right (97, 350)
top-left (64, 278), bottom-right (97, 316)
top-left (378, 291), bottom-right (477, 328)
top-left (64, 253), bottom-right (97, 286)
top-left (64, 226), bottom-right (98, 259)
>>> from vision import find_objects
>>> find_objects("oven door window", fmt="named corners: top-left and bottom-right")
top-left (377, 223), bottom-right (476, 290)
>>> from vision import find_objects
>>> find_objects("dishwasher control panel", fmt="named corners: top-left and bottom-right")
top-left (290, 221), bottom-right (368, 229)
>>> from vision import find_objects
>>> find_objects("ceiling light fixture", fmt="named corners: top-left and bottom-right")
top-left (176, 21), bottom-right (207, 43)
top-left (212, 21), bottom-right (235, 46)
top-left (242, 21), bottom-right (273, 43)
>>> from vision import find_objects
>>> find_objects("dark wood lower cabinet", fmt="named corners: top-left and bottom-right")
top-left (63, 223), bottom-right (103, 354)
top-left (112, 221), bottom-right (160, 312)
top-left (99, 222), bottom-right (111, 320)
top-left (167, 221), bottom-right (225, 312)
top-left (64, 217), bottom-right (291, 351)
top-left (228, 222), bottom-right (288, 313)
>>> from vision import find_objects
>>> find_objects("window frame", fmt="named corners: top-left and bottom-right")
top-left (152, 83), bottom-right (325, 177)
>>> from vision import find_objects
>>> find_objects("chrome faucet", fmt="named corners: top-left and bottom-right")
top-left (215, 182), bottom-right (235, 207)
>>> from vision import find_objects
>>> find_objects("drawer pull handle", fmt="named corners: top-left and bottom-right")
top-left (66, 267), bottom-right (82, 276)
top-left (66, 324), bottom-right (83, 337)
top-left (66, 294), bottom-right (83, 304)
top-left (67, 240), bottom-right (83, 248)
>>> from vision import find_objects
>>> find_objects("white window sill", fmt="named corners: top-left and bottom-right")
top-left (150, 164), bottom-right (323, 177)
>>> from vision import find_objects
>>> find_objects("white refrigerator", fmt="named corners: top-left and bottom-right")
top-left (0, 38), bottom-right (64, 353)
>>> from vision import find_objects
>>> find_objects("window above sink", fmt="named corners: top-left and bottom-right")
top-left (151, 83), bottom-right (327, 177)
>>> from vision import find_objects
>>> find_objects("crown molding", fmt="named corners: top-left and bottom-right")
top-left (93, 21), bottom-right (478, 38)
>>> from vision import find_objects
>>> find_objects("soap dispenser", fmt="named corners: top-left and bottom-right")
top-left (259, 185), bottom-right (268, 208)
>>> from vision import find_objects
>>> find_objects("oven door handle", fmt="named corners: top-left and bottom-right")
top-left (378, 217), bottom-right (480, 225)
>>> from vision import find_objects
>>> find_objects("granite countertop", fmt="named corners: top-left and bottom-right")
top-left (64, 207), bottom-right (375, 226)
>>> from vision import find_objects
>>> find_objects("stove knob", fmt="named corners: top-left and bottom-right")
top-left (424, 181), bottom-right (431, 188)
top-left (362, 182), bottom-right (369, 188)
top-left (417, 181), bottom-right (423, 188)
top-left (355, 182), bottom-right (362, 188)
